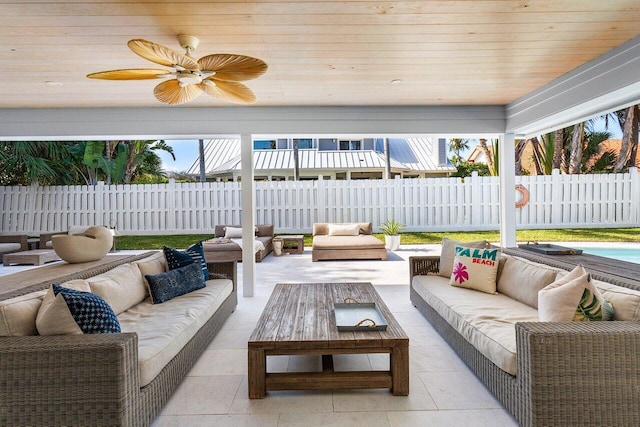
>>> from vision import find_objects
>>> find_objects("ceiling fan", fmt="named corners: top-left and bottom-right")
top-left (87, 35), bottom-right (268, 105)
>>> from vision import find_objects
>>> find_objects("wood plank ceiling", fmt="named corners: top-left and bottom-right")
top-left (1, 0), bottom-right (639, 108)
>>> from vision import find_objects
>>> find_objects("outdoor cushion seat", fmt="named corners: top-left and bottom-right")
top-left (118, 278), bottom-right (233, 386)
top-left (312, 222), bottom-right (387, 261)
top-left (412, 274), bottom-right (539, 375)
top-left (51, 226), bottom-right (113, 263)
top-left (312, 235), bottom-right (386, 250)
top-left (202, 224), bottom-right (274, 262)
top-left (0, 243), bottom-right (23, 256)
top-left (0, 235), bottom-right (28, 259)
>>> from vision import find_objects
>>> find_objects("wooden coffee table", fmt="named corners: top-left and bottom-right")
top-left (3, 249), bottom-right (60, 266)
top-left (248, 282), bottom-right (409, 398)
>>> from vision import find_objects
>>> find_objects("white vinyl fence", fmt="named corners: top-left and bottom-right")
top-left (1, 168), bottom-right (638, 235)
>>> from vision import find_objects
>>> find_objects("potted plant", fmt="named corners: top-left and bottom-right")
top-left (380, 219), bottom-right (404, 251)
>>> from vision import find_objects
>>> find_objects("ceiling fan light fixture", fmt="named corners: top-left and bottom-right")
top-left (88, 34), bottom-right (267, 105)
top-left (176, 72), bottom-right (202, 85)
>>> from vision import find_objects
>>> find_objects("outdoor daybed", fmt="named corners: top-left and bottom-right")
top-left (0, 251), bottom-right (237, 427)
top-left (202, 224), bottom-right (274, 262)
top-left (409, 240), bottom-right (640, 427)
top-left (0, 234), bottom-right (28, 259)
top-left (312, 222), bottom-right (387, 262)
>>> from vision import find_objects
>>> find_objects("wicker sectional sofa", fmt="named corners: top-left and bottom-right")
top-left (311, 222), bottom-right (387, 262)
top-left (0, 252), bottom-right (237, 427)
top-left (410, 250), bottom-right (640, 427)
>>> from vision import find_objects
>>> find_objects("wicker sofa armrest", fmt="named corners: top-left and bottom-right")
top-left (516, 321), bottom-right (640, 425)
top-left (409, 256), bottom-right (440, 281)
top-left (0, 234), bottom-right (28, 251)
top-left (207, 260), bottom-right (237, 290)
top-left (0, 333), bottom-right (139, 426)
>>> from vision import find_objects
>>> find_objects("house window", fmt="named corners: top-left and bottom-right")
top-left (438, 138), bottom-right (448, 165)
top-left (339, 140), bottom-right (362, 151)
top-left (294, 138), bottom-right (315, 149)
top-left (254, 140), bottom-right (276, 150)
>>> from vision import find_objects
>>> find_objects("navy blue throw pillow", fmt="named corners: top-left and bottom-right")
top-left (52, 284), bottom-right (121, 334)
top-left (145, 262), bottom-right (206, 304)
top-left (163, 242), bottom-right (210, 281)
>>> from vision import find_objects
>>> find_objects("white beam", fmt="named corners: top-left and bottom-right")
top-left (507, 35), bottom-right (640, 136)
top-left (240, 134), bottom-right (255, 297)
top-left (0, 106), bottom-right (505, 140)
top-left (498, 133), bottom-right (516, 248)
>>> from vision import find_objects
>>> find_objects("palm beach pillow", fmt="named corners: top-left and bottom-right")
top-left (439, 238), bottom-right (488, 278)
top-left (449, 246), bottom-right (501, 294)
top-left (36, 284), bottom-right (121, 335)
top-left (538, 264), bottom-right (614, 322)
top-left (163, 241), bottom-right (209, 281)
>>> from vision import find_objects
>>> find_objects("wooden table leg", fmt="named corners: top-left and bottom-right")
top-left (248, 347), bottom-right (266, 398)
top-left (391, 345), bottom-right (409, 395)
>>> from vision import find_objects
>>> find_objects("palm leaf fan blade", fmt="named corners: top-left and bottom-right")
top-left (154, 80), bottom-right (203, 105)
top-left (198, 54), bottom-right (268, 81)
top-left (200, 79), bottom-right (257, 104)
top-left (128, 39), bottom-right (198, 70)
top-left (87, 69), bottom-right (171, 80)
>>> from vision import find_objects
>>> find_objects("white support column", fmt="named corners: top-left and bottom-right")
top-left (498, 133), bottom-right (517, 248)
top-left (240, 134), bottom-right (256, 297)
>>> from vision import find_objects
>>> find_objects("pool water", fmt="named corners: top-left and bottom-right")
top-left (572, 247), bottom-right (640, 265)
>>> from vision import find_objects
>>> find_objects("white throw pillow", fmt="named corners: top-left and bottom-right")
top-left (538, 265), bottom-right (614, 322)
top-left (449, 246), bottom-right (501, 294)
top-left (224, 226), bottom-right (243, 238)
top-left (328, 223), bottom-right (360, 236)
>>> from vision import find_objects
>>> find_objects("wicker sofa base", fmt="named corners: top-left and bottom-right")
top-left (410, 286), bottom-right (522, 422)
top-left (410, 261), bottom-right (640, 427)
top-left (0, 260), bottom-right (238, 427)
top-left (312, 247), bottom-right (387, 262)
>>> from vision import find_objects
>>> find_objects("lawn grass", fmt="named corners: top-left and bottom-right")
top-left (115, 228), bottom-right (640, 250)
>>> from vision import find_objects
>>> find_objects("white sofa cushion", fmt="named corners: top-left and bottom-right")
top-left (594, 280), bottom-right (640, 321)
top-left (497, 255), bottom-right (561, 308)
top-left (134, 251), bottom-right (167, 288)
top-left (412, 274), bottom-right (538, 375)
top-left (328, 223), bottom-right (360, 236)
top-left (117, 278), bottom-right (233, 387)
top-left (0, 279), bottom-right (90, 337)
top-left (86, 263), bottom-right (147, 315)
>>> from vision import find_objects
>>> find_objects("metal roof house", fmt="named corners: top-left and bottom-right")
top-left (187, 137), bottom-right (455, 180)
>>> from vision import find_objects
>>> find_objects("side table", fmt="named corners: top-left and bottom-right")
top-left (278, 235), bottom-right (304, 254)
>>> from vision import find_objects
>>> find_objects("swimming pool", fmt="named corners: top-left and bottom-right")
top-left (572, 245), bottom-right (640, 265)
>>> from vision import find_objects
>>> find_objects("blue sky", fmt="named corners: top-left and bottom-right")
top-left (159, 140), bottom-right (200, 173)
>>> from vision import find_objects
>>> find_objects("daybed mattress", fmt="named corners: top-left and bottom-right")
top-left (118, 278), bottom-right (233, 386)
top-left (412, 275), bottom-right (539, 375)
top-left (312, 235), bottom-right (385, 250)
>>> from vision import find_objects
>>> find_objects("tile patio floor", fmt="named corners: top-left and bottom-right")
top-left (151, 244), bottom-right (518, 427)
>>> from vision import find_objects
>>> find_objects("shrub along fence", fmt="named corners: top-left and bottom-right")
top-left (1, 168), bottom-right (638, 235)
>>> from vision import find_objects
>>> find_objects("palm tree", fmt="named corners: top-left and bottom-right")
top-left (448, 138), bottom-right (470, 165)
top-left (568, 123), bottom-right (585, 174)
top-left (121, 140), bottom-right (175, 183)
top-left (0, 141), bottom-right (78, 185)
